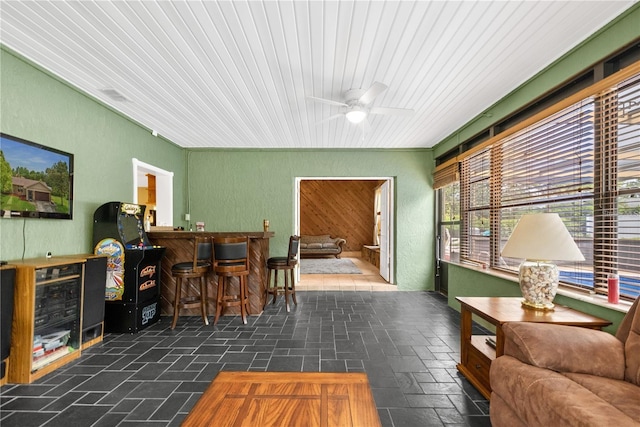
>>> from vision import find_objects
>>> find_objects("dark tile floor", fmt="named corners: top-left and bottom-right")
top-left (0, 291), bottom-right (491, 427)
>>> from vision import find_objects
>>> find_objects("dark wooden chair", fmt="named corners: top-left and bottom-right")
top-left (212, 236), bottom-right (251, 325)
top-left (170, 236), bottom-right (213, 329)
top-left (265, 235), bottom-right (300, 312)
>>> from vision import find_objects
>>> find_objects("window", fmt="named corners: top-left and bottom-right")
top-left (497, 100), bottom-right (595, 291)
top-left (437, 182), bottom-right (460, 263)
top-left (434, 161), bottom-right (461, 263)
top-left (460, 150), bottom-right (490, 265)
top-left (436, 65), bottom-right (640, 301)
top-left (593, 73), bottom-right (640, 299)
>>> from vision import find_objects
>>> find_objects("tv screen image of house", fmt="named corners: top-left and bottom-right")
top-left (0, 133), bottom-right (74, 219)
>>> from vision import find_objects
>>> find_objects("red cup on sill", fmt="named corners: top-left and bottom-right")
top-left (607, 274), bottom-right (619, 304)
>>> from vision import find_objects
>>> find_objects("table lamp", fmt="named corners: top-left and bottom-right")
top-left (501, 213), bottom-right (585, 310)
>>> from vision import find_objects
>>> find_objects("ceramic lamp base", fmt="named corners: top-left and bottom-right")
top-left (518, 260), bottom-right (559, 310)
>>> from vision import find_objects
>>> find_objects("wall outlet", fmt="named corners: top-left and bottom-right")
top-left (184, 213), bottom-right (190, 221)
top-left (45, 251), bottom-right (52, 259)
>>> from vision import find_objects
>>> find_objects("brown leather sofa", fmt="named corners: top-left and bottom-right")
top-left (490, 298), bottom-right (640, 427)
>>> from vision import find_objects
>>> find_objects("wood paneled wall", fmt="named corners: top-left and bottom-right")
top-left (300, 180), bottom-right (383, 251)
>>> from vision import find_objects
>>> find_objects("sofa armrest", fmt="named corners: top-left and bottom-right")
top-left (334, 238), bottom-right (346, 249)
top-left (503, 322), bottom-right (625, 380)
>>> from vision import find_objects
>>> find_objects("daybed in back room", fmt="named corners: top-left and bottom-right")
top-left (299, 235), bottom-right (346, 258)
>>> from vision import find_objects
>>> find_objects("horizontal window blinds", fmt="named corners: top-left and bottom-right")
top-left (460, 150), bottom-right (490, 263)
top-left (499, 100), bottom-right (595, 208)
top-left (433, 162), bottom-right (460, 190)
top-left (498, 100), bottom-right (595, 287)
top-left (594, 73), bottom-right (640, 299)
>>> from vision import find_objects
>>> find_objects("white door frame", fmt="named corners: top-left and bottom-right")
top-left (132, 158), bottom-right (174, 226)
top-left (377, 180), bottom-right (391, 282)
top-left (294, 176), bottom-right (394, 284)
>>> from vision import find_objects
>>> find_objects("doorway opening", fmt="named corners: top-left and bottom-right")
top-left (294, 177), bottom-right (394, 284)
top-left (132, 158), bottom-right (174, 227)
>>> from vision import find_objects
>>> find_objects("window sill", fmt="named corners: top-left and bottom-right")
top-left (556, 288), bottom-right (632, 314)
top-left (446, 260), bottom-right (632, 314)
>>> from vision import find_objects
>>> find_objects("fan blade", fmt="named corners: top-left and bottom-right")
top-left (315, 113), bottom-right (344, 126)
top-left (369, 106), bottom-right (414, 116)
top-left (307, 96), bottom-right (348, 107)
top-left (359, 82), bottom-right (388, 105)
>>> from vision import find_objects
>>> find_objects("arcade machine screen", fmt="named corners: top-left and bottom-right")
top-left (119, 212), bottom-right (149, 248)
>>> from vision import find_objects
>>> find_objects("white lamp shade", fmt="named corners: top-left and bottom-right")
top-left (501, 213), bottom-right (585, 261)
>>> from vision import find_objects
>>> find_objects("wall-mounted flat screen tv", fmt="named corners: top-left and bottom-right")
top-left (0, 133), bottom-right (74, 219)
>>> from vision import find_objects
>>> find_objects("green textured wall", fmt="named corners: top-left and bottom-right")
top-left (433, 4), bottom-right (640, 158)
top-left (186, 149), bottom-right (435, 290)
top-left (0, 48), bottom-right (185, 260)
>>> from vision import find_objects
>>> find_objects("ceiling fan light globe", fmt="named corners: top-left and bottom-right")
top-left (346, 110), bottom-right (367, 124)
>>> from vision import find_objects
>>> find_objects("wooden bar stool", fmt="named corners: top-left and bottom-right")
top-left (170, 236), bottom-right (213, 329)
top-left (265, 235), bottom-right (300, 312)
top-left (212, 236), bottom-right (251, 325)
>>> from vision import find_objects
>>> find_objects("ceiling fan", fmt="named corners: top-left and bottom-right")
top-left (307, 82), bottom-right (414, 126)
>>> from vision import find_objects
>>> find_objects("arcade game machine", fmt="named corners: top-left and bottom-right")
top-left (93, 202), bottom-right (165, 333)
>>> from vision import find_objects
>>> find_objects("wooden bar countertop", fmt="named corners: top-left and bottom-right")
top-left (148, 230), bottom-right (274, 239)
top-left (147, 231), bottom-right (274, 318)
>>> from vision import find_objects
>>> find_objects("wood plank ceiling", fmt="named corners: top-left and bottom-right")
top-left (0, 1), bottom-right (635, 149)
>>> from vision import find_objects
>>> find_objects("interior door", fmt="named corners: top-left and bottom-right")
top-left (379, 180), bottom-right (391, 282)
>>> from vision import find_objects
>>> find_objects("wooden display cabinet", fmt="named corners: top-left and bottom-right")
top-left (8, 257), bottom-right (85, 384)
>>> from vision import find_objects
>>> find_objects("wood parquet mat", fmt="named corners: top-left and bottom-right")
top-left (182, 371), bottom-right (382, 427)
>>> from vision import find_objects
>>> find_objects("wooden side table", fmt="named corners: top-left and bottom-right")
top-left (455, 297), bottom-right (611, 400)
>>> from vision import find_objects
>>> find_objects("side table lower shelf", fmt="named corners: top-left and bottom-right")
top-left (456, 335), bottom-right (495, 399)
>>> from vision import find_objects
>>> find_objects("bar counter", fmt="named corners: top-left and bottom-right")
top-left (147, 231), bottom-right (274, 318)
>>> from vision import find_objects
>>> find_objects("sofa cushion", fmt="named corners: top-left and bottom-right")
top-left (622, 299), bottom-right (640, 386)
top-left (307, 243), bottom-right (323, 249)
top-left (322, 243), bottom-right (337, 249)
top-left (491, 355), bottom-right (639, 427)
top-left (503, 322), bottom-right (625, 380)
top-left (611, 299), bottom-right (640, 385)
top-left (563, 372), bottom-right (640, 422)
top-left (626, 329), bottom-right (640, 386)
top-left (615, 298), bottom-right (638, 344)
